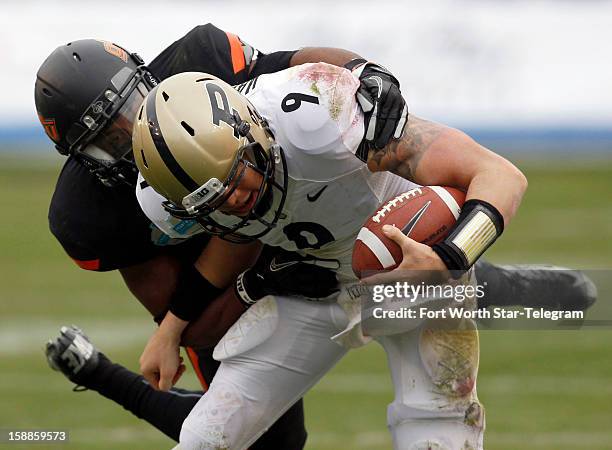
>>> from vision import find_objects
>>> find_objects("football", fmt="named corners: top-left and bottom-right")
top-left (352, 186), bottom-right (466, 278)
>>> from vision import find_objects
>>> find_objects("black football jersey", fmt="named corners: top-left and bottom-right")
top-left (48, 23), bottom-right (297, 271)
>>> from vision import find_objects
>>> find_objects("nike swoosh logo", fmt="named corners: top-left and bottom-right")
top-left (307, 185), bottom-right (328, 202)
top-left (269, 258), bottom-right (300, 272)
top-left (401, 201), bottom-right (431, 236)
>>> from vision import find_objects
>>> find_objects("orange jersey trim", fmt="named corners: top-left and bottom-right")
top-left (225, 32), bottom-right (246, 74)
top-left (72, 258), bottom-right (100, 271)
top-left (186, 347), bottom-right (209, 391)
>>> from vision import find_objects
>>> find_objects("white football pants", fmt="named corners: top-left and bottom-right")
top-left (177, 295), bottom-right (484, 450)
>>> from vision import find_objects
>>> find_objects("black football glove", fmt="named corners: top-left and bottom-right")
top-left (349, 60), bottom-right (408, 153)
top-left (234, 246), bottom-right (340, 307)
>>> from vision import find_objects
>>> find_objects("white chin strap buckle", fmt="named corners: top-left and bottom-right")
top-left (182, 177), bottom-right (225, 214)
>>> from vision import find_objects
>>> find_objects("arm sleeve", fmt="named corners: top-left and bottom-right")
top-left (48, 159), bottom-right (158, 271)
top-left (249, 50), bottom-right (298, 77)
top-left (49, 225), bottom-right (157, 272)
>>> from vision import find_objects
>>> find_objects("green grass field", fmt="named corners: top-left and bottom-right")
top-left (1, 155), bottom-right (611, 449)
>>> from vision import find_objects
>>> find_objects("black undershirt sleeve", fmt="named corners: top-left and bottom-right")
top-left (249, 50), bottom-right (298, 77)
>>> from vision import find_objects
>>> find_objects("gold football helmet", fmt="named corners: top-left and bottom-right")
top-left (132, 72), bottom-right (287, 242)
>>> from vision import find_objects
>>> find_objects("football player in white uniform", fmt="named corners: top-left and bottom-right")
top-left (133, 63), bottom-right (527, 449)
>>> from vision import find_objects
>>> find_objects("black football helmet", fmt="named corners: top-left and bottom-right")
top-left (34, 39), bottom-right (158, 186)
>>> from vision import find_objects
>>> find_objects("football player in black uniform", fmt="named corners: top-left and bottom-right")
top-left (37, 24), bottom-right (408, 449)
top-left (36, 24), bottom-right (596, 448)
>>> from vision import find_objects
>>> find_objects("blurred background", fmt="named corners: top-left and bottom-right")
top-left (1, 1), bottom-right (611, 449)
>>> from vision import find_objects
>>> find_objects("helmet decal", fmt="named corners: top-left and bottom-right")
top-left (206, 82), bottom-right (241, 139)
top-left (91, 101), bottom-right (104, 115)
top-left (38, 115), bottom-right (59, 142)
top-left (100, 41), bottom-right (128, 63)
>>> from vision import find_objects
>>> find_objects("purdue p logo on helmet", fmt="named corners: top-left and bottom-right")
top-left (133, 72), bottom-right (288, 242)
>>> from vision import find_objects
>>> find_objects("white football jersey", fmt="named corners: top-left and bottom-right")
top-left (138, 63), bottom-right (418, 282)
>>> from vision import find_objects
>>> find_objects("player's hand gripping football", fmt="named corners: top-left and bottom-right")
top-left (355, 62), bottom-right (408, 150)
top-left (139, 312), bottom-right (187, 391)
top-left (363, 224), bottom-right (450, 285)
top-left (234, 246), bottom-right (341, 307)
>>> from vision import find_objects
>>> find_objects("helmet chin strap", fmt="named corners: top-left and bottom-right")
top-left (253, 186), bottom-right (273, 217)
top-left (75, 151), bottom-right (138, 188)
top-left (250, 145), bottom-right (286, 222)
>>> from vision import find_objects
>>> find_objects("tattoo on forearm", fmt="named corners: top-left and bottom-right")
top-left (367, 116), bottom-right (446, 181)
